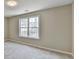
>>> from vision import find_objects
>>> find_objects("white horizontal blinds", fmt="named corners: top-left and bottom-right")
top-left (19, 16), bottom-right (39, 39)
top-left (29, 16), bottom-right (39, 38)
top-left (19, 18), bottom-right (28, 37)
top-left (19, 18), bottom-right (28, 27)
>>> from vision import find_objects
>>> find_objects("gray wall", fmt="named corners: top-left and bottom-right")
top-left (4, 18), bottom-right (9, 39)
top-left (6, 4), bottom-right (72, 52)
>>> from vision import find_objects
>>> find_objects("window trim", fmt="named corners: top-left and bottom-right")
top-left (18, 15), bottom-right (40, 39)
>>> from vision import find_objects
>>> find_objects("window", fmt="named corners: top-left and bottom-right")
top-left (19, 16), bottom-right (39, 39)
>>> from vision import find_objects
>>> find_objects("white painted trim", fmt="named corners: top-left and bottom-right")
top-left (5, 39), bottom-right (72, 56)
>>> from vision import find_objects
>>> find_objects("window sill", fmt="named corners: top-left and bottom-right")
top-left (19, 36), bottom-right (40, 40)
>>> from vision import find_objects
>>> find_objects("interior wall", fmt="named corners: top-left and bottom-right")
top-left (8, 4), bottom-right (72, 52)
top-left (72, 3), bottom-right (74, 55)
top-left (4, 18), bottom-right (9, 40)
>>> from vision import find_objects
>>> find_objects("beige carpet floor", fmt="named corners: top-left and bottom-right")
top-left (4, 42), bottom-right (72, 59)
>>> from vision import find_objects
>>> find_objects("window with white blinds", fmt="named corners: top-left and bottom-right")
top-left (19, 16), bottom-right (39, 39)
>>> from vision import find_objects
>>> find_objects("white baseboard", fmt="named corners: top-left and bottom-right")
top-left (5, 39), bottom-right (73, 56)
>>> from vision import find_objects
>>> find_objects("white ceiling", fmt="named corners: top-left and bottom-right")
top-left (4, 0), bottom-right (73, 17)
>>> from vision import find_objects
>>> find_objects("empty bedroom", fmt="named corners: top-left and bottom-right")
top-left (4, 0), bottom-right (74, 59)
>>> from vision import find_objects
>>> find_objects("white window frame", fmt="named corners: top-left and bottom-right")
top-left (19, 15), bottom-right (40, 39)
